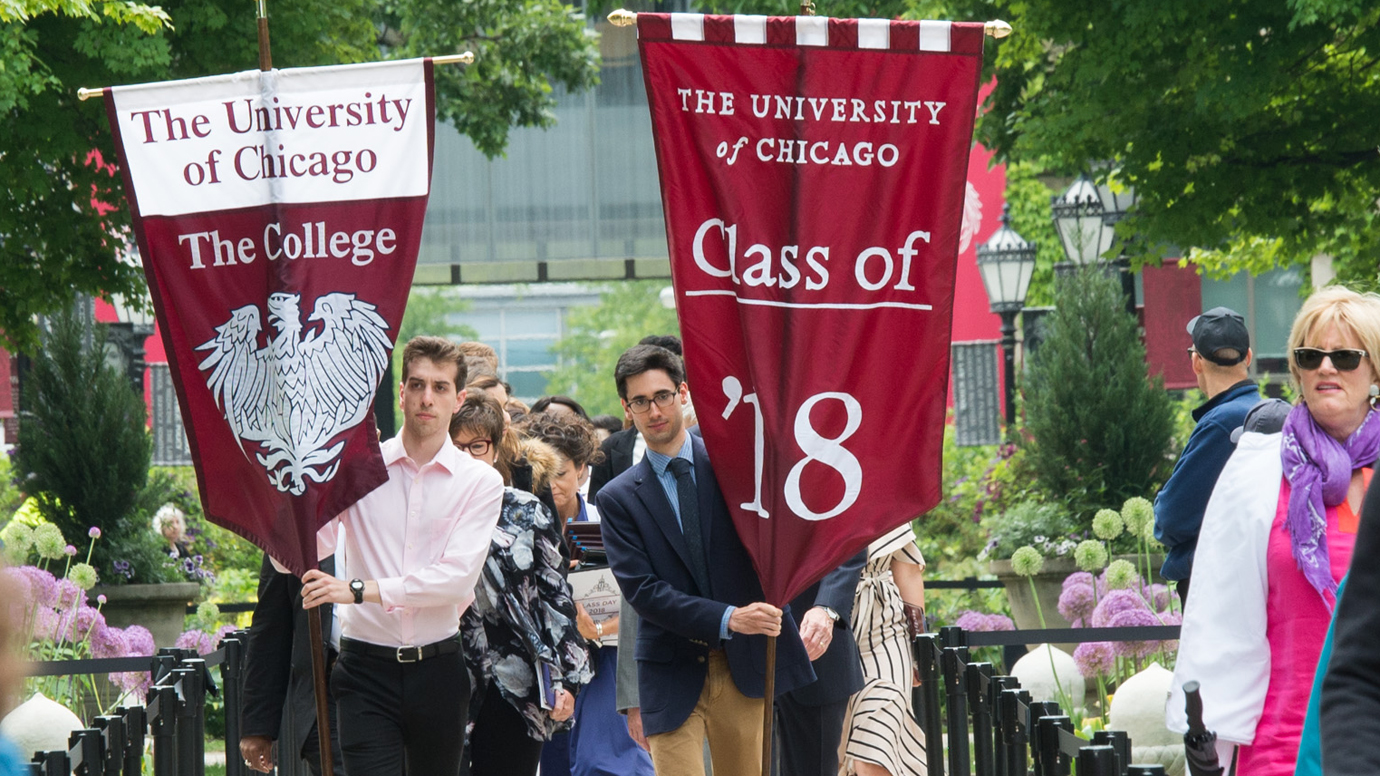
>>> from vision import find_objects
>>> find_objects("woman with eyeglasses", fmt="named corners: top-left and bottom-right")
top-left (1169, 286), bottom-right (1380, 776)
top-left (449, 394), bottom-right (592, 776)
top-left (520, 412), bottom-right (655, 776)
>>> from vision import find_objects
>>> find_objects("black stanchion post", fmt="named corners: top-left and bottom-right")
top-left (1077, 745), bottom-right (1118, 776)
top-left (1035, 714), bottom-right (1072, 776)
top-left (941, 647), bottom-right (970, 776)
top-left (174, 661), bottom-right (206, 776)
top-left (68, 728), bottom-right (101, 776)
top-left (998, 688), bottom-right (1025, 776)
top-left (912, 634), bottom-right (945, 776)
top-left (1092, 730), bottom-right (1131, 775)
top-left (967, 663), bottom-right (994, 776)
top-left (149, 683), bottom-right (180, 776)
top-left (938, 625), bottom-right (966, 648)
top-left (37, 750), bottom-right (70, 776)
top-left (1124, 766), bottom-right (1166, 776)
top-left (1027, 701), bottom-right (1059, 776)
top-left (990, 677), bottom-right (1017, 776)
top-left (94, 715), bottom-right (125, 776)
top-left (222, 636), bottom-right (245, 776)
top-left (121, 706), bottom-right (146, 776)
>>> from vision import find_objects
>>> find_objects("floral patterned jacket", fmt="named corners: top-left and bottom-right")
top-left (462, 487), bottom-right (592, 740)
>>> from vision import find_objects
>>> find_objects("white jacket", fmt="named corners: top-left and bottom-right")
top-left (1167, 431), bottom-right (1281, 747)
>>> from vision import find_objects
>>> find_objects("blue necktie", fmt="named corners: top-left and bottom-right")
top-left (668, 457), bottom-right (712, 597)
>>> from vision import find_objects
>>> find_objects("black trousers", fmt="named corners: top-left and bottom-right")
top-left (330, 647), bottom-right (470, 776)
top-left (773, 692), bottom-right (850, 776)
top-left (468, 681), bottom-right (544, 776)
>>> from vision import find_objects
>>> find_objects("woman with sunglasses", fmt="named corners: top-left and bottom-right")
top-left (450, 394), bottom-right (592, 776)
top-left (1169, 286), bottom-right (1380, 776)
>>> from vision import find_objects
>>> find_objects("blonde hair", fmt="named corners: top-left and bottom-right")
top-left (1286, 285), bottom-right (1380, 394)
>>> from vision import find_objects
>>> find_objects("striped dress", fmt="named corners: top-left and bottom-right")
top-left (839, 525), bottom-right (928, 776)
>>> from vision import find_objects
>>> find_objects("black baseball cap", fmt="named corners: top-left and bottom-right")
top-left (1187, 307), bottom-right (1250, 366)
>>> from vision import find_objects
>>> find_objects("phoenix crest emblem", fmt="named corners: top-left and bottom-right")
top-left (196, 292), bottom-right (391, 495)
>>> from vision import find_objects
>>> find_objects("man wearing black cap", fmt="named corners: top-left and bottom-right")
top-left (1153, 307), bottom-right (1262, 603)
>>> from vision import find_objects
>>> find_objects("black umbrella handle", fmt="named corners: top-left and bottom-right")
top-left (1184, 680), bottom-right (1210, 736)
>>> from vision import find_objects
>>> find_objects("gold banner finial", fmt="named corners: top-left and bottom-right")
top-left (608, 9), bottom-right (636, 27)
top-left (985, 20), bottom-right (1012, 38)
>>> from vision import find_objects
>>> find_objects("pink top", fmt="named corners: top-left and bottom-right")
top-left (1236, 480), bottom-right (1357, 776)
top-left (320, 435), bottom-right (504, 648)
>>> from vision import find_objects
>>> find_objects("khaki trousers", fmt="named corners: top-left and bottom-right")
top-left (648, 650), bottom-right (764, 776)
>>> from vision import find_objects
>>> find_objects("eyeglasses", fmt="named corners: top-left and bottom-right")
top-left (457, 439), bottom-right (493, 457)
top-left (1293, 348), bottom-right (1369, 372)
top-left (627, 390), bottom-right (678, 414)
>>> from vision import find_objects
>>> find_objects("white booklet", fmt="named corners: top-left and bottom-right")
top-left (568, 565), bottom-right (621, 647)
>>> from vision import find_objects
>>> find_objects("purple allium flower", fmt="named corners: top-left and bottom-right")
top-left (175, 629), bottom-right (215, 655)
top-left (1073, 641), bottom-right (1117, 678)
top-left (15, 566), bottom-right (58, 606)
top-left (124, 625), bottom-right (156, 657)
top-left (90, 625), bottom-right (129, 658)
top-left (71, 606), bottom-right (105, 640)
top-left (1108, 608), bottom-right (1162, 657)
top-left (1149, 584), bottom-right (1177, 612)
top-left (88, 527), bottom-right (101, 539)
top-left (96, 595), bottom-right (107, 605)
top-left (32, 607), bottom-right (59, 642)
top-left (111, 668), bottom-right (152, 696)
top-left (54, 578), bottom-right (83, 611)
top-left (1058, 583), bottom-right (1097, 624)
top-left (214, 624), bottom-right (238, 647)
top-left (955, 610), bottom-right (991, 631)
top-left (1063, 571), bottom-right (1095, 592)
top-left (63, 545), bottom-right (77, 557)
top-left (983, 614), bottom-right (1016, 631)
top-left (1091, 589), bottom-right (1150, 628)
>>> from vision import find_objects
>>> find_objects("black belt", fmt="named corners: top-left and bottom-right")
top-left (340, 636), bottom-right (460, 664)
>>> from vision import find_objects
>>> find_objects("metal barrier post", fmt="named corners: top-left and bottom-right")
top-left (1034, 714), bottom-right (1073, 776)
top-left (174, 662), bottom-right (206, 776)
top-left (67, 728), bottom-right (101, 776)
top-left (120, 706), bottom-right (146, 776)
top-left (222, 635), bottom-right (245, 776)
top-left (35, 750), bottom-right (71, 776)
top-left (967, 663), bottom-right (994, 776)
top-left (913, 635), bottom-right (945, 776)
top-left (93, 715), bottom-right (125, 776)
top-left (1026, 701), bottom-right (1059, 776)
top-left (941, 647), bottom-right (970, 776)
top-left (1125, 766), bottom-right (1167, 776)
top-left (1077, 745), bottom-right (1119, 776)
top-left (989, 677), bottom-right (1018, 776)
top-left (1091, 730), bottom-right (1131, 775)
top-left (149, 683), bottom-right (180, 776)
top-left (998, 688), bottom-right (1028, 776)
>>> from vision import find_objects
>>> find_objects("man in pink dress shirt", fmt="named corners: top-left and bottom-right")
top-left (300, 336), bottom-right (505, 776)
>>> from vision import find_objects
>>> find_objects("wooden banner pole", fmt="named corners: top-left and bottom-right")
top-left (761, 634), bottom-right (776, 776)
top-left (307, 605), bottom-right (335, 776)
top-left (256, 0), bottom-right (272, 71)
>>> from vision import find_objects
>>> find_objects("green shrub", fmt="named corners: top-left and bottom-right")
top-left (1022, 267), bottom-right (1175, 518)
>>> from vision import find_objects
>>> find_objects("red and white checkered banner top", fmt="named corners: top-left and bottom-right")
top-left (636, 12), bottom-right (985, 55)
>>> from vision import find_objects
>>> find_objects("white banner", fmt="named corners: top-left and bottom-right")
top-left (110, 59), bottom-right (431, 217)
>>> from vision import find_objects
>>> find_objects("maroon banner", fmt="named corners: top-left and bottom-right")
top-left (104, 60), bottom-right (436, 576)
top-left (639, 14), bottom-right (984, 604)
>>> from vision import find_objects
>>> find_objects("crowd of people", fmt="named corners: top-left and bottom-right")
top-left (232, 334), bottom-right (929, 776)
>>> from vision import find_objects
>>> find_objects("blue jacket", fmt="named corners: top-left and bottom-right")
top-left (1154, 380), bottom-right (1261, 580)
top-left (597, 434), bottom-right (815, 736)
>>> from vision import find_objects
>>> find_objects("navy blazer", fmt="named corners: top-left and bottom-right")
top-left (598, 434), bottom-right (816, 736)
top-left (785, 549), bottom-right (867, 707)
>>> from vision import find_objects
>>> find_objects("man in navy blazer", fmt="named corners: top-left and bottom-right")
top-left (599, 344), bottom-right (815, 776)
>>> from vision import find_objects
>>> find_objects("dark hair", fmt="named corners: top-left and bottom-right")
top-left (517, 412), bottom-right (604, 468)
top-left (614, 345), bottom-right (685, 400)
top-left (467, 374), bottom-right (504, 393)
top-left (529, 395), bottom-right (589, 420)
top-left (638, 334), bottom-right (683, 356)
top-left (402, 336), bottom-right (465, 386)
top-left (450, 393), bottom-right (517, 484)
top-left (589, 414), bottom-right (624, 434)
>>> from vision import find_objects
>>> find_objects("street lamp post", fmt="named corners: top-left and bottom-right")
top-left (1050, 172), bottom-right (1139, 314)
top-left (976, 204), bottom-right (1038, 438)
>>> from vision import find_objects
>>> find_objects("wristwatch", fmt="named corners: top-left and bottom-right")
top-left (820, 606), bottom-right (841, 625)
top-left (349, 579), bottom-right (365, 605)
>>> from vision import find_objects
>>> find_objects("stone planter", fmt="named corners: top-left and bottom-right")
top-left (92, 582), bottom-right (201, 648)
top-left (990, 555), bottom-right (1167, 632)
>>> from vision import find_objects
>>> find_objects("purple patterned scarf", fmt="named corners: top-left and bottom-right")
top-left (1280, 402), bottom-right (1380, 608)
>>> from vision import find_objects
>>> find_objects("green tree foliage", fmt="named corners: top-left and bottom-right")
top-left (546, 281), bottom-right (679, 417)
top-left (967, 0), bottom-right (1380, 284)
top-left (13, 308), bottom-right (152, 577)
top-left (1022, 268), bottom-right (1174, 515)
top-left (1, 0), bottom-right (599, 352)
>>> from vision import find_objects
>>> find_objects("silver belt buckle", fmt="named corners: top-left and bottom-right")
top-left (396, 646), bottom-right (422, 663)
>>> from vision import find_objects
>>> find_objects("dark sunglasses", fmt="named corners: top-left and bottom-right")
top-left (1293, 348), bottom-right (1369, 372)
